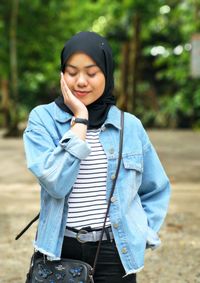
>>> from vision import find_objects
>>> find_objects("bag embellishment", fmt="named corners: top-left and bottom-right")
top-left (37, 263), bottom-right (53, 278)
top-left (69, 266), bottom-right (83, 277)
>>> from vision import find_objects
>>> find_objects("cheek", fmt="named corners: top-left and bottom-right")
top-left (98, 78), bottom-right (105, 94)
top-left (99, 84), bottom-right (105, 96)
top-left (93, 76), bottom-right (105, 93)
top-left (63, 75), bottom-right (74, 89)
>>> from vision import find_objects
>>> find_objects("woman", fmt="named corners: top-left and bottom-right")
top-left (23, 31), bottom-right (171, 283)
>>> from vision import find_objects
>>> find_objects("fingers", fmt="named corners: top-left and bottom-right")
top-left (61, 72), bottom-right (70, 94)
top-left (60, 72), bottom-right (72, 102)
top-left (60, 72), bottom-right (68, 94)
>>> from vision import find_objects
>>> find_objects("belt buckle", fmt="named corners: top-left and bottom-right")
top-left (76, 229), bottom-right (88, 243)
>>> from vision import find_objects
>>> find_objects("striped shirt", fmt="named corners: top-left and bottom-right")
top-left (66, 128), bottom-right (111, 229)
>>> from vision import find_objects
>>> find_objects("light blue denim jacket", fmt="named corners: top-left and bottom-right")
top-left (23, 102), bottom-right (170, 274)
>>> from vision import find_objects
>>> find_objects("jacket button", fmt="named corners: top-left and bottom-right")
top-left (121, 247), bottom-right (127, 254)
top-left (113, 223), bottom-right (119, 229)
top-left (111, 174), bottom-right (116, 180)
top-left (111, 196), bottom-right (117, 203)
top-left (109, 148), bottom-right (114, 154)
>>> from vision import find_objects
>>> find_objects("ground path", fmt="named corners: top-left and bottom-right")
top-left (0, 130), bottom-right (200, 283)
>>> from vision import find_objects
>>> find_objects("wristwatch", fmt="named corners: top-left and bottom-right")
top-left (71, 117), bottom-right (89, 127)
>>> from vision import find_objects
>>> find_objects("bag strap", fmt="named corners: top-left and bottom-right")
top-left (15, 213), bottom-right (40, 240)
top-left (92, 110), bottom-right (124, 275)
top-left (15, 111), bottom-right (124, 271)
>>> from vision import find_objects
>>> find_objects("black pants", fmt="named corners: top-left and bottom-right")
top-left (61, 236), bottom-right (137, 283)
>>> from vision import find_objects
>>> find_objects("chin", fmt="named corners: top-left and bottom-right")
top-left (83, 102), bottom-right (91, 106)
top-left (79, 99), bottom-right (91, 106)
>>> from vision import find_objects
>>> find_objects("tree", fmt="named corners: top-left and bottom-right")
top-left (9, 0), bottom-right (19, 136)
top-left (1, 0), bottom-right (200, 133)
top-left (0, 1), bottom-right (11, 130)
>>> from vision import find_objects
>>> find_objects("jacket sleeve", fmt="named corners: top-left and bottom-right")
top-left (137, 121), bottom-right (171, 247)
top-left (23, 108), bottom-right (91, 199)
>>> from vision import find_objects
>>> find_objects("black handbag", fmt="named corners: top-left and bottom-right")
top-left (16, 111), bottom-right (124, 283)
top-left (26, 253), bottom-right (94, 283)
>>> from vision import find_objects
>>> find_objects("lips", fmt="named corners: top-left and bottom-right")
top-left (74, 90), bottom-right (91, 97)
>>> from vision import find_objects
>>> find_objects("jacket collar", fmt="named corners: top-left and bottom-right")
top-left (54, 103), bottom-right (121, 129)
top-left (104, 106), bottom-right (122, 130)
top-left (54, 103), bottom-right (72, 123)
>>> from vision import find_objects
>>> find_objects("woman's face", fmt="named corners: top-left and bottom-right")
top-left (63, 52), bottom-right (105, 106)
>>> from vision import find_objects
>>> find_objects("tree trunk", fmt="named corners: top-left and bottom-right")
top-left (1, 79), bottom-right (11, 128)
top-left (120, 42), bottom-right (131, 112)
top-left (131, 13), bottom-right (141, 113)
top-left (194, 0), bottom-right (200, 30)
top-left (6, 0), bottom-right (20, 136)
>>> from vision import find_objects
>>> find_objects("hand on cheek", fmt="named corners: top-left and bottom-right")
top-left (60, 72), bottom-right (88, 118)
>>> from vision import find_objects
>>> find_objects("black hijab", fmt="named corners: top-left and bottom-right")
top-left (55, 31), bottom-right (116, 128)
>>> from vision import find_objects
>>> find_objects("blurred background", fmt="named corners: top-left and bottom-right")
top-left (1, 0), bottom-right (200, 135)
top-left (0, 0), bottom-right (200, 283)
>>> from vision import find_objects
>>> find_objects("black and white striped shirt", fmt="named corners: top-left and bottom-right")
top-left (66, 129), bottom-right (111, 229)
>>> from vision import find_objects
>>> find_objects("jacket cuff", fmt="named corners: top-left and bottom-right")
top-left (59, 130), bottom-right (91, 160)
top-left (146, 226), bottom-right (161, 250)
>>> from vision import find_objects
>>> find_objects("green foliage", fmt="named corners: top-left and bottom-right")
top-left (134, 0), bottom-right (200, 128)
top-left (0, 0), bottom-right (200, 130)
top-left (0, 1), bottom-right (10, 78)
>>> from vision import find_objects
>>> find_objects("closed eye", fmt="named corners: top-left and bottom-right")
top-left (68, 72), bottom-right (77, 77)
top-left (88, 73), bottom-right (96, 77)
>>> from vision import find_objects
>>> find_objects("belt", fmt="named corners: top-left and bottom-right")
top-left (64, 226), bottom-right (114, 243)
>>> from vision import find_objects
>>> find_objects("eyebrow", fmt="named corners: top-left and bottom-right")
top-left (66, 64), bottom-right (98, 69)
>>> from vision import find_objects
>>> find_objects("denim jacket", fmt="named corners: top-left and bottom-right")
top-left (23, 102), bottom-right (170, 274)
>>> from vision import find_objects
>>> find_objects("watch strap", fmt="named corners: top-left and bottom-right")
top-left (71, 117), bottom-right (89, 126)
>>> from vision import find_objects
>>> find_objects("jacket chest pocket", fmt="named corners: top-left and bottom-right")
top-left (122, 154), bottom-right (143, 191)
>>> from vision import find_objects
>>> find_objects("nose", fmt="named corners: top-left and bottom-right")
top-left (77, 73), bottom-right (88, 87)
